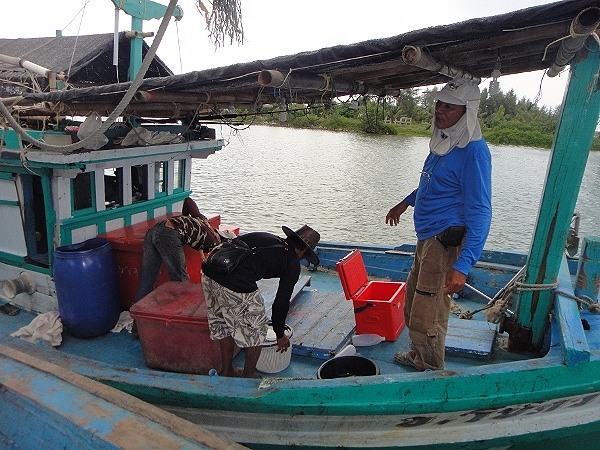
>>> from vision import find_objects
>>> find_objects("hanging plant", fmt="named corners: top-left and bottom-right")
top-left (196, 0), bottom-right (245, 48)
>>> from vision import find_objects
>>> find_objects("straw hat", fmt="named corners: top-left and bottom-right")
top-left (282, 225), bottom-right (320, 266)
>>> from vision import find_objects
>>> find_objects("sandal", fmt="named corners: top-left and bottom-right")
top-left (394, 351), bottom-right (418, 369)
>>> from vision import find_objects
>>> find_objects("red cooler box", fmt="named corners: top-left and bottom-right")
top-left (336, 249), bottom-right (406, 341)
top-left (130, 281), bottom-right (222, 374)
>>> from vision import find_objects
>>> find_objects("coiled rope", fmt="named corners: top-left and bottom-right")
top-left (453, 277), bottom-right (600, 323)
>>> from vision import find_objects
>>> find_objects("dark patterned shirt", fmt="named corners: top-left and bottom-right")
top-left (202, 232), bottom-right (300, 338)
top-left (168, 216), bottom-right (221, 251)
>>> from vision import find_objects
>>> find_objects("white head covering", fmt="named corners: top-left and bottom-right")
top-left (429, 78), bottom-right (482, 156)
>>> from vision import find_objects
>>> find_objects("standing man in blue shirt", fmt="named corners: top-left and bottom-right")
top-left (386, 78), bottom-right (492, 371)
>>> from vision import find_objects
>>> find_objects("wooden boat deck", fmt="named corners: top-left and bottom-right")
top-left (0, 268), bottom-right (501, 380)
top-left (261, 274), bottom-right (497, 364)
top-left (261, 276), bottom-right (356, 360)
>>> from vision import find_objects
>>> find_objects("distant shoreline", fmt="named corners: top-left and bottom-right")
top-left (257, 121), bottom-right (600, 151)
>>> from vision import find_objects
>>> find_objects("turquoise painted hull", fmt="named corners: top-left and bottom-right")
top-left (1, 242), bottom-right (598, 449)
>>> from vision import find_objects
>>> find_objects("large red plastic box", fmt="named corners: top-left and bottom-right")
top-left (129, 281), bottom-right (222, 374)
top-left (336, 249), bottom-right (406, 341)
top-left (100, 214), bottom-right (221, 310)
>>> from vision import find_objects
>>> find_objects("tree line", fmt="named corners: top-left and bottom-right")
top-left (250, 86), bottom-right (600, 150)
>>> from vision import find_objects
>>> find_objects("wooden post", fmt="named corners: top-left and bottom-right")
top-left (509, 36), bottom-right (600, 351)
top-left (128, 17), bottom-right (144, 81)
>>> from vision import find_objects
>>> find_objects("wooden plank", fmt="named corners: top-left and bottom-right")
top-left (258, 275), bottom-right (311, 314)
top-left (0, 343), bottom-right (244, 450)
top-left (574, 236), bottom-right (600, 301)
top-left (303, 297), bottom-right (355, 356)
top-left (285, 294), bottom-right (326, 339)
top-left (259, 275), bottom-right (355, 359)
top-left (287, 291), bottom-right (355, 360)
top-left (513, 41), bottom-right (600, 346)
top-left (554, 256), bottom-right (590, 365)
top-left (445, 317), bottom-right (497, 359)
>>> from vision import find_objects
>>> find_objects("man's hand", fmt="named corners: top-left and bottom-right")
top-left (386, 201), bottom-right (409, 226)
top-left (276, 335), bottom-right (290, 353)
top-left (444, 269), bottom-right (467, 295)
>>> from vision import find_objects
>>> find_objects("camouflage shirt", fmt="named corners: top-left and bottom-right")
top-left (168, 216), bottom-right (221, 251)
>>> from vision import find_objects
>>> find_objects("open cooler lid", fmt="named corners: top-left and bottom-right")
top-left (130, 281), bottom-right (208, 320)
top-left (335, 249), bottom-right (368, 300)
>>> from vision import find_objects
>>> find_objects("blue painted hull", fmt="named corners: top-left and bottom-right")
top-left (0, 344), bottom-right (243, 449)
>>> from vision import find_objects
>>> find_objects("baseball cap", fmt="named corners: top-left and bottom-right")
top-left (434, 78), bottom-right (480, 105)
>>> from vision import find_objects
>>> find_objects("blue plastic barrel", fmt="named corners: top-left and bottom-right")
top-left (53, 237), bottom-right (120, 338)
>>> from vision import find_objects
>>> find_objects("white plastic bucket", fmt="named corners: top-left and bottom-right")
top-left (256, 323), bottom-right (293, 373)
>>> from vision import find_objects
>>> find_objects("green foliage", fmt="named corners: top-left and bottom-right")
top-left (322, 113), bottom-right (363, 132)
top-left (242, 90), bottom-right (599, 150)
top-left (483, 127), bottom-right (554, 148)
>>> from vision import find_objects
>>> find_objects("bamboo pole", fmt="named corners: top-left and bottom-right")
top-left (401, 46), bottom-right (481, 83)
top-left (0, 53), bottom-right (67, 82)
top-left (547, 7), bottom-right (600, 77)
top-left (258, 69), bottom-right (400, 97)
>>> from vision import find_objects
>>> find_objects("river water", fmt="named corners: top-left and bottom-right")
top-left (191, 125), bottom-right (599, 254)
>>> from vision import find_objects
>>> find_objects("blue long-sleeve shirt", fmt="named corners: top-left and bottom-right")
top-left (403, 139), bottom-right (492, 275)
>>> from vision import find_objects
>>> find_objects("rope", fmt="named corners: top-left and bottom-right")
top-left (541, 17), bottom-right (591, 62)
top-left (277, 69), bottom-right (293, 88)
top-left (455, 276), bottom-right (562, 322)
top-left (484, 298), bottom-right (509, 323)
top-left (514, 280), bottom-right (559, 291)
top-left (458, 282), bottom-right (600, 323)
top-left (554, 289), bottom-right (600, 313)
top-left (66, 0), bottom-right (88, 81)
top-left (320, 74), bottom-right (331, 92)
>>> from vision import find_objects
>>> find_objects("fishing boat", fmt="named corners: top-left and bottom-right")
top-left (1, 0), bottom-right (600, 448)
top-left (0, 342), bottom-right (244, 449)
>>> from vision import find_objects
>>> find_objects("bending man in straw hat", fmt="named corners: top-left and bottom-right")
top-left (202, 225), bottom-right (320, 378)
top-left (386, 78), bottom-right (492, 371)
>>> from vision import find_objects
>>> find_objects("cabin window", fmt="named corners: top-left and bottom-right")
top-left (12, 174), bottom-right (49, 267)
top-left (28, 175), bottom-right (48, 262)
top-left (103, 166), bottom-right (148, 207)
top-left (154, 162), bottom-right (167, 197)
top-left (72, 172), bottom-right (94, 212)
top-left (104, 168), bottom-right (120, 208)
top-left (131, 165), bottom-right (148, 202)
top-left (174, 159), bottom-right (185, 192)
top-left (0, 174), bottom-right (29, 262)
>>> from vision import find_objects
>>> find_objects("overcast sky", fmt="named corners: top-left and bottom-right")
top-left (4, 0), bottom-right (570, 108)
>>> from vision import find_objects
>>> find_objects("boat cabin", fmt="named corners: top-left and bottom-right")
top-left (0, 125), bottom-right (222, 312)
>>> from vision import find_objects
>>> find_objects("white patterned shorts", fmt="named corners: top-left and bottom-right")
top-left (202, 276), bottom-right (268, 348)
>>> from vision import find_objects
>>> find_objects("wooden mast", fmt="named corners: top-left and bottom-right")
top-left (506, 34), bottom-right (600, 352)
top-left (110, 0), bottom-right (183, 80)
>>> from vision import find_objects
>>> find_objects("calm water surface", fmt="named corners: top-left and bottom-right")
top-left (191, 125), bottom-right (599, 254)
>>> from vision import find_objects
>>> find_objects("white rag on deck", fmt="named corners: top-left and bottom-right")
top-left (111, 311), bottom-right (134, 333)
top-left (10, 311), bottom-right (63, 347)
